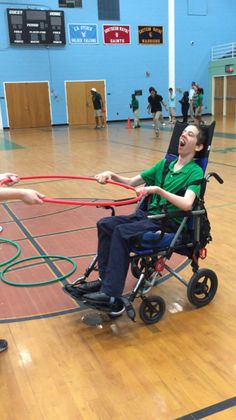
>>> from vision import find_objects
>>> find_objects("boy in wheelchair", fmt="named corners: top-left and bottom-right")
top-left (64, 123), bottom-right (222, 322)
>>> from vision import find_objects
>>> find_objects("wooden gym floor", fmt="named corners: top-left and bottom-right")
top-left (0, 117), bottom-right (236, 420)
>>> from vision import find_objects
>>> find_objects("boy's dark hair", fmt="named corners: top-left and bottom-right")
top-left (195, 125), bottom-right (207, 146)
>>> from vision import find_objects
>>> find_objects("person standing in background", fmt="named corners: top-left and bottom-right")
top-left (90, 88), bottom-right (105, 129)
top-left (179, 91), bottom-right (190, 123)
top-left (194, 87), bottom-right (204, 125)
top-left (168, 88), bottom-right (176, 124)
top-left (147, 88), bottom-right (168, 137)
top-left (130, 94), bottom-right (140, 128)
top-left (189, 82), bottom-right (197, 121)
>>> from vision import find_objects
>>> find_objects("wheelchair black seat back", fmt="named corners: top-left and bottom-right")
top-left (72, 121), bottom-right (223, 325)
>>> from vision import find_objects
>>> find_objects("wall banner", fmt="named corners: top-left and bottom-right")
top-left (68, 24), bottom-right (98, 44)
top-left (103, 25), bottom-right (130, 44)
top-left (138, 26), bottom-right (163, 44)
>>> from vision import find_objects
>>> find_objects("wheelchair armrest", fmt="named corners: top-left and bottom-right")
top-left (147, 209), bottom-right (205, 221)
top-left (148, 210), bottom-right (191, 220)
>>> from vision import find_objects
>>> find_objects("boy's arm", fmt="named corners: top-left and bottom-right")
top-left (95, 171), bottom-right (143, 187)
top-left (136, 186), bottom-right (196, 212)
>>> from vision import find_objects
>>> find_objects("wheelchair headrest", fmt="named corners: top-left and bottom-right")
top-left (166, 121), bottom-right (216, 172)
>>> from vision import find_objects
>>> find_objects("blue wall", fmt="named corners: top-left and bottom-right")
top-left (0, 0), bottom-right (236, 127)
top-left (175, 0), bottom-right (236, 116)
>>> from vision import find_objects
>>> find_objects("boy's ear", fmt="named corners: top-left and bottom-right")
top-left (195, 143), bottom-right (204, 152)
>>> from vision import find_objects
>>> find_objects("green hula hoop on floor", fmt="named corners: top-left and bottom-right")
top-left (0, 238), bottom-right (21, 267)
top-left (0, 254), bottom-right (77, 287)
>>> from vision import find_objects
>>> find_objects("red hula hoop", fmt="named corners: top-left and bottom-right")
top-left (1, 175), bottom-right (143, 207)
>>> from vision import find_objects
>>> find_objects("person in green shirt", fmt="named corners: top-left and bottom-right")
top-left (130, 94), bottom-right (140, 128)
top-left (65, 125), bottom-right (206, 303)
top-left (195, 87), bottom-right (204, 125)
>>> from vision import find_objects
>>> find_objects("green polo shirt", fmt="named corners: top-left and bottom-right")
top-left (140, 159), bottom-right (203, 219)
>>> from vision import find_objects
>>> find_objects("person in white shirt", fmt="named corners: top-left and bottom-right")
top-left (189, 82), bottom-right (197, 121)
top-left (168, 88), bottom-right (176, 124)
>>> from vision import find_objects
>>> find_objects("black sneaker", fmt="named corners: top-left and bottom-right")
top-left (0, 339), bottom-right (8, 352)
top-left (108, 299), bottom-right (125, 318)
top-left (84, 291), bottom-right (113, 304)
top-left (64, 279), bottom-right (102, 300)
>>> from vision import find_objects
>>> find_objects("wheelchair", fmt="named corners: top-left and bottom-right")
top-left (71, 121), bottom-right (223, 325)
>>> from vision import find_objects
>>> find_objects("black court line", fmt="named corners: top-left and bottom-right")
top-left (2, 202), bottom-right (75, 289)
top-left (9, 225), bottom-right (96, 241)
top-left (176, 396), bottom-right (236, 419)
top-left (0, 307), bottom-right (84, 324)
top-left (1, 204), bottom-right (82, 222)
top-left (0, 203), bottom-right (90, 323)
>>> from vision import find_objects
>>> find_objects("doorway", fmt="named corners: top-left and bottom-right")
top-left (65, 80), bottom-right (106, 125)
top-left (226, 75), bottom-right (236, 117)
top-left (213, 77), bottom-right (224, 117)
top-left (4, 82), bottom-right (51, 129)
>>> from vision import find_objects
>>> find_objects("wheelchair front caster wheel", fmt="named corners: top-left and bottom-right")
top-left (187, 268), bottom-right (218, 308)
top-left (139, 295), bottom-right (166, 324)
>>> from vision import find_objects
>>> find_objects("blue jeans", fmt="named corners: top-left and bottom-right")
top-left (97, 209), bottom-right (167, 297)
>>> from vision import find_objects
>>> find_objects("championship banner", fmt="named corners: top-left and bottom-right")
top-left (138, 26), bottom-right (163, 44)
top-left (103, 25), bottom-right (130, 44)
top-left (68, 23), bottom-right (98, 44)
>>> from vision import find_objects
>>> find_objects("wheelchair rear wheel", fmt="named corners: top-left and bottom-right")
top-left (187, 268), bottom-right (218, 307)
top-left (139, 295), bottom-right (166, 324)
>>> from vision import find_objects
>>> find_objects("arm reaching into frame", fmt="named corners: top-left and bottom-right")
top-left (0, 172), bottom-right (45, 204)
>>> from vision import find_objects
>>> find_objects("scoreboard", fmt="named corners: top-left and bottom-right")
top-left (7, 9), bottom-right (66, 45)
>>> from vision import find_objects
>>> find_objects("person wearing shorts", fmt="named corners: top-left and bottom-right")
top-left (90, 88), bottom-right (105, 129)
top-left (148, 88), bottom-right (167, 137)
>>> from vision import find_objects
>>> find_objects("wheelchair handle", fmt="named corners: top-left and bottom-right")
top-left (96, 205), bottom-right (115, 216)
top-left (206, 172), bottom-right (224, 184)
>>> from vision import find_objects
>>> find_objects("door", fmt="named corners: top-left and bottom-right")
top-left (226, 75), bottom-right (236, 117)
top-left (5, 82), bottom-right (51, 129)
top-left (213, 77), bottom-right (224, 116)
top-left (66, 80), bottom-right (106, 125)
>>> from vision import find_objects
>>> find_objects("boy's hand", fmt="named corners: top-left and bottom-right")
top-left (95, 171), bottom-right (113, 184)
top-left (136, 186), bottom-right (158, 196)
top-left (20, 190), bottom-right (45, 204)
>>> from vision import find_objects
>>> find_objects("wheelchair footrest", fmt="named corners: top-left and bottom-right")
top-left (82, 296), bottom-right (136, 322)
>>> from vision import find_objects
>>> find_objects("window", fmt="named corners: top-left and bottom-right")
top-left (59, 0), bottom-right (82, 7)
top-left (98, 0), bottom-right (120, 21)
